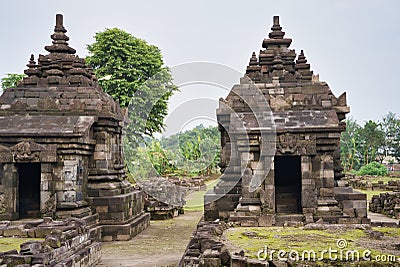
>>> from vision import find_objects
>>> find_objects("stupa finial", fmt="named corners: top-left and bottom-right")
top-left (45, 14), bottom-right (76, 54)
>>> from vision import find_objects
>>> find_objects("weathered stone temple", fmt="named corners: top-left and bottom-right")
top-left (0, 14), bottom-right (149, 240)
top-left (204, 16), bottom-right (368, 225)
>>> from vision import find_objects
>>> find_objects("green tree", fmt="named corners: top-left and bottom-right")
top-left (340, 118), bottom-right (362, 172)
top-left (380, 112), bottom-right (400, 162)
top-left (358, 120), bottom-right (385, 165)
top-left (1, 73), bottom-right (26, 89)
top-left (86, 28), bottom-right (177, 144)
top-left (357, 161), bottom-right (387, 176)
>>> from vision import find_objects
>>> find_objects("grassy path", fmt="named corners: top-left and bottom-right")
top-left (98, 210), bottom-right (203, 267)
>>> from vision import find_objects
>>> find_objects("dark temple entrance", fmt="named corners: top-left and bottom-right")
top-left (274, 156), bottom-right (301, 213)
top-left (18, 163), bottom-right (41, 218)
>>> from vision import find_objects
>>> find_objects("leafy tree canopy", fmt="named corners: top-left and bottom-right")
top-left (1, 73), bottom-right (26, 89)
top-left (341, 112), bottom-right (400, 173)
top-left (86, 28), bottom-right (178, 146)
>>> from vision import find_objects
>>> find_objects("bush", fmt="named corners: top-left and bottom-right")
top-left (357, 161), bottom-right (387, 176)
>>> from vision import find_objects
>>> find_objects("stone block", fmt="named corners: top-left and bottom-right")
top-left (343, 208), bottom-right (355, 217)
top-left (352, 200), bottom-right (367, 209)
top-left (348, 193), bottom-right (366, 200)
top-left (258, 214), bottom-right (275, 226)
top-left (322, 177), bottom-right (334, 188)
top-left (94, 152), bottom-right (107, 160)
top-left (301, 162), bottom-right (311, 172)
top-left (319, 188), bottom-right (334, 197)
top-left (302, 190), bottom-right (317, 207)
top-left (355, 208), bottom-right (367, 218)
top-left (3, 226), bottom-right (27, 237)
top-left (323, 169), bottom-right (334, 179)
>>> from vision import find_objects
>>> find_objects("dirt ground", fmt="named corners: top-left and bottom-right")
top-left (98, 211), bottom-right (202, 267)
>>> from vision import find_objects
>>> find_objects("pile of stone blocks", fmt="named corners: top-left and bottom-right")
top-left (179, 222), bottom-right (231, 266)
top-left (370, 192), bottom-right (400, 219)
top-left (344, 175), bottom-right (400, 191)
top-left (141, 177), bottom-right (186, 220)
top-left (334, 186), bottom-right (370, 224)
top-left (0, 218), bottom-right (101, 266)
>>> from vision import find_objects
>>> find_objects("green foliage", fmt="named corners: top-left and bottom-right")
top-left (381, 112), bottom-right (400, 162)
top-left (341, 118), bottom-right (362, 172)
top-left (357, 161), bottom-right (387, 176)
top-left (1, 73), bottom-right (26, 89)
top-left (128, 125), bottom-right (220, 179)
top-left (358, 120), bottom-right (385, 165)
top-left (86, 28), bottom-right (177, 147)
top-left (341, 112), bottom-right (400, 172)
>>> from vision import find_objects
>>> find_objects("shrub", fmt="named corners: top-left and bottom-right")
top-left (357, 161), bottom-right (387, 176)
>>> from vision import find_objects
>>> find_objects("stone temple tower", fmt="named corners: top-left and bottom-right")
top-left (0, 14), bottom-right (149, 240)
top-left (204, 16), bottom-right (369, 226)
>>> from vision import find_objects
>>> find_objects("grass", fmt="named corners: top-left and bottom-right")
top-left (356, 189), bottom-right (390, 202)
top-left (0, 237), bottom-right (43, 252)
top-left (366, 176), bottom-right (399, 184)
top-left (225, 227), bottom-right (400, 265)
top-left (184, 179), bottom-right (219, 212)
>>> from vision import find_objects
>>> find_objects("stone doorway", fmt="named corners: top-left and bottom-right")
top-left (18, 163), bottom-right (41, 218)
top-left (274, 156), bottom-right (301, 213)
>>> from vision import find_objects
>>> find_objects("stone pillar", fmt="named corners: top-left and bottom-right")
top-left (40, 163), bottom-right (56, 217)
top-left (263, 163), bottom-right (275, 213)
top-left (0, 164), bottom-right (18, 220)
top-left (301, 156), bottom-right (317, 212)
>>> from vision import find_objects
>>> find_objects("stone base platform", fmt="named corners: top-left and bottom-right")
top-left (100, 212), bottom-right (150, 241)
top-left (148, 207), bottom-right (184, 220)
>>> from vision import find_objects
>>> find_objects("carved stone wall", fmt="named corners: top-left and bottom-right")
top-left (0, 14), bottom-right (149, 240)
top-left (205, 16), bottom-right (368, 225)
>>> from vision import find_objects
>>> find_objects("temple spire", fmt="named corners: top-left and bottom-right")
top-left (295, 50), bottom-right (313, 81)
top-left (24, 54), bottom-right (38, 77)
top-left (249, 52), bottom-right (258, 65)
top-left (45, 14), bottom-right (76, 54)
top-left (269, 16), bottom-right (285, 39)
top-left (262, 15), bottom-right (292, 48)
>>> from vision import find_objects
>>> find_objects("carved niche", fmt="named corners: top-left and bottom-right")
top-left (12, 142), bottom-right (40, 162)
top-left (277, 133), bottom-right (316, 155)
top-left (7, 141), bottom-right (57, 163)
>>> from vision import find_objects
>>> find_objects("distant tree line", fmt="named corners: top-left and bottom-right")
top-left (129, 125), bottom-right (221, 179)
top-left (340, 112), bottom-right (400, 173)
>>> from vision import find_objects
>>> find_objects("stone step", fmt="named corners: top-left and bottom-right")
top-left (229, 213), bottom-right (259, 227)
top-left (235, 204), bottom-right (261, 213)
top-left (214, 186), bottom-right (241, 194)
top-left (276, 192), bottom-right (299, 199)
top-left (276, 204), bottom-right (299, 213)
top-left (239, 198), bottom-right (261, 205)
top-left (275, 197), bottom-right (298, 205)
top-left (275, 214), bottom-right (304, 224)
top-left (82, 213), bottom-right (99, 228)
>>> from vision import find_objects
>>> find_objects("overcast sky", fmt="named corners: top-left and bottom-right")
top-left (0, 0), bottom-right (399, 125)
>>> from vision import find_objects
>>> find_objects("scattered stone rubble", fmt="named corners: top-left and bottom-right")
top-left (141, 177), bottom-right (186, 220)
top-left (0, 217), bottom-right (101, 266)
top-left (344, 175), bottom-right (400, 192)
top-left (370, 192), bottom-right (400, 220)
top-left (142, 176), bottom-right (210, 220)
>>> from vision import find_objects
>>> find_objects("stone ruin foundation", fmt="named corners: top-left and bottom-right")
top-left (204, 16), bottom-right (369, 226)
top-left (0, 14), bottom-right (150, 246)
top-left (0, 217), bottom-right (101, 266)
